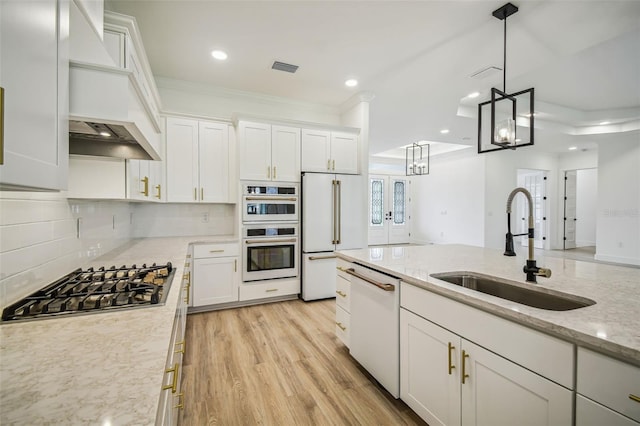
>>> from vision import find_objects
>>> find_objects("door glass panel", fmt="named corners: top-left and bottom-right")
top-left (370, 179), bottom-right (384, 226)
top-left (247, 245), bottom-right (294, 272)
top-left (393, 180), bottom-right (406, 225)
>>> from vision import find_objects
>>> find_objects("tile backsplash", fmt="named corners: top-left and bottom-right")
top-left (0, 192), bottom-right (236, 308)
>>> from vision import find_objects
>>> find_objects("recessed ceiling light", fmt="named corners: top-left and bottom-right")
top-left (440, 129), bottom-right (450, 134)
top-left (99, 132), bottom-right (111, 137)
top-left (211, 50), bottom-right (228, 60)
top-left (599, 121), bottom-right (610, 125)
top-left (345, 79), bottom-right (358, 87)
top-left (568, 146), bottom-right (577, 151)
top-left (467, 92), bottom-right (480, 99)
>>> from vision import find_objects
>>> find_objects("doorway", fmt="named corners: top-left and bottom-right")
top-left (368, 175), bottom-right (410, 245)
top-left (563, 169), bottom-right (597, 250)
top-left (516, 169), bottom-right (548, 249)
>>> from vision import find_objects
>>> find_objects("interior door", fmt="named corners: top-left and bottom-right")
top-left (564, 171), bottom-right (577, 249)
top-left (368, 175), bottom-right (410, 246)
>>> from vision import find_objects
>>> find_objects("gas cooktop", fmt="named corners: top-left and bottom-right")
top-left (1, 262), bottom-right (174, 322)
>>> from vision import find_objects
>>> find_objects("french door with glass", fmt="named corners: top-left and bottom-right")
top-left (368, 175), bottom-right (410, 245)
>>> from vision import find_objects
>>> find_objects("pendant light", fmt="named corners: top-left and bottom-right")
top-left (405, 142), bottom-right (430, 176)
top-left (477, 2), bottom-right (535, 154)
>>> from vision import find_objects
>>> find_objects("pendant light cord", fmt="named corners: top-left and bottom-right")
top-left (503, 17), bottom-right (507, 93)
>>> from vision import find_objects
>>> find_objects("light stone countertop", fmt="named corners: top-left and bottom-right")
top-left (336, 244), bottom-right (640, 366)
top-left (0, 235), bottom-right (236, 426)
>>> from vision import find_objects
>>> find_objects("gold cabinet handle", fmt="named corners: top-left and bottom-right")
top-left (209, 249), bottom-right (224, 253)
top-left (0, 87), bottom-right (4, 165)
top-left (155, 184), bottom-right (161, 199)
top-left (234, 259), bottom-right (237, 272)
top-left (336, 266), bottom-right (349, 272)
top-left (336, 290), bottom-right (347, 298)
top-left (309, 254), bottom-right (337, 261)
top-left (184, 262), bottom-right (190, 267)
top-left (141, 176), bottom-right (149, 196)
top-left (201, 187), bottom-right (204, 200)
top-left (332, 159), bottom-right (335, 171)
top-left (267, 166), bottom-right (271, 179)
top-left (630, 394), bottom-right (640, 403)
top-left (266, 288), bottom-right (278, 293)
top-left (273, 166), bottom-right (277, 179)
top-left (245, 238), bottom-right (296, 245)
top-left (461, 350), bottom-right (470, 384)
top-left (175, 392), bottom-right (184, 410)
top-left (336, 322), bottom-right (346, 331)
top-left (194, 187), bottom-right (197, 201)
top-left (344, 268), bottom-right (395, 292)
top-left (327, 159), bottom-right (331, 171)
top-left (185, 282), bottom-right (190, 304)
top-left (186, 254), bottom-right (191, 258)
top-left (175, 340), bottom-right (185, 354)
top-left (162, 363), bottom-right (180, 393)
top-left (448, 342), bottom-right (455, 375)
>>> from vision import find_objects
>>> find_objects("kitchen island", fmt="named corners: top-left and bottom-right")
top-left (0, 236), bottom-right (235, 425)
top-left (336, 244), bottom-right (640, 426)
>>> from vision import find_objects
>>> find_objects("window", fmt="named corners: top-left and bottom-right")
top-left (370, 179), bottom-right (384, 226)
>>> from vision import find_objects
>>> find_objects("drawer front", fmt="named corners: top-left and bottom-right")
top-left (336, 258), bottom-right (352, 280)
top-left (577, 347), bottom-right (640, 422)
top-left (193, 242), bottom-right (239, 258)
top-left (576, 395), bottom-right (640, 426)
top-left (335, 275), bottom-right (351, 312)
top-left (401, 282), bottom-right (574, 388)
top-left (335, 305), bottom-right (350, 348)
top-left (239, 279), bottom-right (300, 302)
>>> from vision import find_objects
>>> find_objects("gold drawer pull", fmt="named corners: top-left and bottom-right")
top-left (309, 254), bottom-right (337, 261)
top-left (175, 392), bottom-right (184, 410)
top-left (461, 350), bottom-right (470, 384)
top-left (155, 184), bottom-right (161, 199)
top-left (336, 322), bottom-right (346, 331)
top-left (175, 340), bottom-right (185, 354)
top-left (344, 268), bottom-right (395, 292)
top-left (630, 394), bottom-right (640, 403)
top-left (209, 249), bottom-right (224, 253)
top-left (266, 288), bottom-right (278, 293)
top-left (141, 176), bottom-right (149, 196)
top-left (336, 290), bottom-right (347, 298)
top-left (448, 342), bottom-right (455, 375)
top-left (163, 363), bottom-right (180, 393)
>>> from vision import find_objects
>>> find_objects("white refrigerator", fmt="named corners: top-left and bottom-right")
top-left (301, 172), bottom-right (365, 301)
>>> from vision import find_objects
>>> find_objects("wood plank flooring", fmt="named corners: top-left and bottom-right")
top-left (178, 298), bottom-right (426, 426)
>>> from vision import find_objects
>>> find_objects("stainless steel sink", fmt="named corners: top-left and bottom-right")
top-left (430, 271), bottom-right (596, 311)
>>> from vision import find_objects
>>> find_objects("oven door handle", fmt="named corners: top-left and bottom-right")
top-left (345, 268), bottom-right (396, 292)
top-left (245, 196), bottom-right (297, 201)
top-left (245, 238), bottom-right (297, 245)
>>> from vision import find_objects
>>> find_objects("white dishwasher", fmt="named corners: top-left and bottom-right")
top-left (347, 263), bottom-right (401, 398)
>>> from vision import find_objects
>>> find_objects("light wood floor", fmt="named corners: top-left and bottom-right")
top-left (178, 298), bottom-right (426, 426)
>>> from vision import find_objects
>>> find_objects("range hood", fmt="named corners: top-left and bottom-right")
top-left (69, 61), bottom-right (161, 160)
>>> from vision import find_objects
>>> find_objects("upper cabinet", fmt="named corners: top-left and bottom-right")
top-left (165, 117), bottom-right (233, 203)
top-left (301, 129), bottom-right (358, 174)
top-left (238, 121), bottom-right (300, 182)
top-left (0, 0), bottom-right (69, 191)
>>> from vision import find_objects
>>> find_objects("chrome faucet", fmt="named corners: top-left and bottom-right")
top-left (504, 187), bottom-right (552, 283)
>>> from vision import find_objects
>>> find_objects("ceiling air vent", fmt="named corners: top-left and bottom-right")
top-left (272, 61), bottom-right (299, 73)
top-left (470, 66), bottom-right (502, 79)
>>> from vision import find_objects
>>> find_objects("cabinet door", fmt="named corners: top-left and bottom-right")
top-left (166, 117), bottom-right (199, 202)
top-left (238, 121), bottom-right (271, 181)
top-left (330, 132), bottom-right (358, 174)
top-left (193, 257), bottom-right (239, 306)
top-left (400, 308), bottom-right (461, 426)
top-left (199, 121), bottom-right (229, 202)
top-left (271, 125), bottom-right (300, 182)
top-left (0, 0), bottom-right (69, 190)
top-left (301, 129), bottom-right (331, 172)
top-left (302, 253), bottom-right (336, 301)
top-left (128, 159), bottom-right (150, 200)
top-left (460, 339), bottom-right (572, 426)
top-left (576, 395), bottom-right (640, 426)
top-left (149, 157), bottom-right (164, 201)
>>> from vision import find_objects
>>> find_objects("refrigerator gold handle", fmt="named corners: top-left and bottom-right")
top-left (332, 179), bottom-right (338, 245)
top-left (336, 180), bottom-right (342, 245)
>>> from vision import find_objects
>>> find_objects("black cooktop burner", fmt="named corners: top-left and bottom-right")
top-left (1, 262), bottom-right (174, 322)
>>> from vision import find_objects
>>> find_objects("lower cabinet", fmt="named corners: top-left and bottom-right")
top-left (239, 278), bottom-right (299, 302)
top-left (335, 259), bottom-right (352, 347)
top-left (191, 243), bottom-right (239, 307)
top-left (157, 259), bottom-right (189, 425)
top-left (400, 286), bottom-right (573, 426)
top-left (577, 395), bottom-right (640, 426)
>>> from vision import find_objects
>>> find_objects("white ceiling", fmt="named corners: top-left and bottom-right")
top-left (106, 0), bottom-right (640, 156)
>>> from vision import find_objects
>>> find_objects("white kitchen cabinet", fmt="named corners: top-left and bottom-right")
top-left (334, 258), bottom-right (352, 347)
top-left (239, 278), bottom-right (300, 302)
top-left (157, 258), bottom-right (189, 425)
top-left (577, 347), bottom-right (640, 424)
top-left (577, 396), bottom-right (639, 426)
top-left (400, 283), bottom-right (574, 426)
top-left (191, 243), bottom-right (239, 307)
top-left (0, 0), bottom-right (69, 191)
top-left (238, 121), bottom-right (300, 182)
top-left (301, 129), bottom-right (358, 174)
top-left (166, 117), bottom-right (231, 203)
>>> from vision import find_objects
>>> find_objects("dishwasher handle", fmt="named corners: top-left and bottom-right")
top-left (345, 268), bottom-right (395, 292)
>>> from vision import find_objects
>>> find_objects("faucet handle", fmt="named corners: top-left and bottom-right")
top-left (536, 268), bottom-right (552, 278)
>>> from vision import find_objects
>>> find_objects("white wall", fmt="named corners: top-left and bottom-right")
top-left (576, 168), bottom-right (598, 247)
top-left (131, 203), bottom-right (236, 238)
top-left (410, 149), bottom-right (485, 247)
top-left (595, 139), bottom-right (640, 265)
top-left (157, 77), bottom-right (342, 125)
top-left (484, 148), bottom-right (560, 250)
top-left (0, 192), bottom-right (132, 307)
